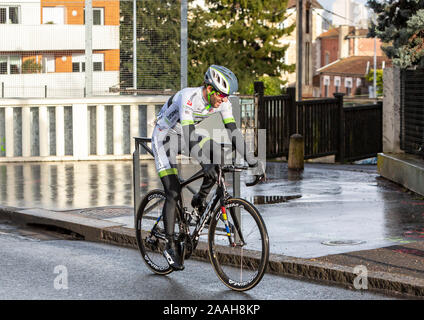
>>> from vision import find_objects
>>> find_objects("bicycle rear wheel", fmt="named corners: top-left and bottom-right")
top-left (135, 189), bottom-right (176, 275)
top-left (208, 198), bottom-right (269, 291)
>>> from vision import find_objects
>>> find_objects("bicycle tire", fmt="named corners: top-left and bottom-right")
top-left (135, 189), bottom-right (181, 275)
top-left (208, 198), bottom-right (269, 291)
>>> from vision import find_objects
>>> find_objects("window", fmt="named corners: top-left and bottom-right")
top-left (0, 6), bottom-right (20, 24)
top-left (345, 77), bottom-right (353, 96)
top-left (93, 8), bottom-right (104, 25)
top-left (325, 52), bottom-right (330, 66)
top-left (334, 76), bottom-right (341, 93)
top-left (323, 76), bottom-right (330, 98)
top-left (9, 56), bottom-right (20, 74)
top-left (0, 56), bottom-right (21, 74)
top-left (43, 7), bottom-right (65, 24)
top-left (72, 53), bottom-right (104, 72)
top-left (0, 56), bottom-right (7, 74)
top-left (72, 62), bottom-right (81, 72)
top-left (9, 6), bottom-right (18, 23)
top-left (0, 8), bottom-right (4, 24)
top-left (93, 62), bottom-right (102, 71)
top-left (84, 8), bottom-right (104, 25)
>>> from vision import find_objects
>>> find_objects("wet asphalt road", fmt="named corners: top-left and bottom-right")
top-left (0, 160), bottom-right (424, 259)
top-left (0, 222), bottom-right (395, 300)
top-left (0, 161), bottom-right (424, 258)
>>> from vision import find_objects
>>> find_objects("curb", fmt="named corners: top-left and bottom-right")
top-left (1, 206), bottom-right (423, 298)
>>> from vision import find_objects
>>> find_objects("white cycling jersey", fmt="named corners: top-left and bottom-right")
top-left (155, 86), bottom-right (236, 135)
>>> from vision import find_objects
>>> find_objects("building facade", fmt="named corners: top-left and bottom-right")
top-left (0, 0), bottom-right (120, 98)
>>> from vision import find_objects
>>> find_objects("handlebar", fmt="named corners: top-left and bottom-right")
top-left (221, 164), bottom-right (249, 172)
top-left (220, 165), bottom-right (265, 187)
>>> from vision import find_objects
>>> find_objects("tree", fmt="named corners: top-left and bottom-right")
top-left (120, 0), bottom-right (181, 91)
top-left (365, 69), bottom-right (384, 95)
top-left (188, 0), bottom-right (295, 94)
top-left (245, 76), bottom-right (284, 95)
top-left (367, 0), bottom-right (424, 68)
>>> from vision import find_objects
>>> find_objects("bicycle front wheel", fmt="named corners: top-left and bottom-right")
top-left (135, 189), bottom-right (173, 275)
top-left (208, 198), bottom-right (269, 291)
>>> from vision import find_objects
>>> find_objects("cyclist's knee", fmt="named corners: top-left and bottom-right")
top-left (166, 187), bottom-right (180, 202)
top-left (161, 174), bottom-right (180, 201)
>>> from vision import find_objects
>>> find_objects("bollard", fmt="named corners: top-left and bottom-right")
top-left (288, 134), bottom-right (304, 170)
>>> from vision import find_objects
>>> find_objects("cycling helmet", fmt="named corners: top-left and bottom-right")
top-left (204, 65), bottom-right (238, 95)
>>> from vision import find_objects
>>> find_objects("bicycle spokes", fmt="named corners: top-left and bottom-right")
top-left (208, 198), bottom-right (269, 291)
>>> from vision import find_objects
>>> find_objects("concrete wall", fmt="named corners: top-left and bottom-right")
top-left (382, 67), bottom-right (403, 153)
top-left (0, 95), bottom-right (168, 162)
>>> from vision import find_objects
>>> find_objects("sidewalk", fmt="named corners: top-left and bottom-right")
top-left (1, 161), bottom-right (424, 298)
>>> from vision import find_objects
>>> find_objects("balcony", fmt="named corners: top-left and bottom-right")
top-left (0, 25), bottom-right (119, 51)
top-left (0, 72), bottom-right (120, 98)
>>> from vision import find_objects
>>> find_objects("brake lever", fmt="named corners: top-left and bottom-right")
top-left (245, 174), bottom-right (265, 187)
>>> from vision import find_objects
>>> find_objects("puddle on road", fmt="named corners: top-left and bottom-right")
top-left (248, 195), bottom-right (302, 205)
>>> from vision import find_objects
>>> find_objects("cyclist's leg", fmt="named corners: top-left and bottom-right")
top-left (191, 135), bottom-right (221, 212)
top-left (152, 128), bottom-right (184, 270)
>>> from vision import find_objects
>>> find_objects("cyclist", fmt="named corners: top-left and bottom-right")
top-left (151, 65), bottom-right (264, 270)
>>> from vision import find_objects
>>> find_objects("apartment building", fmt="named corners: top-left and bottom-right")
top-left (0, 0), bottom-right (120, 97)
top-left (279, 0), bottom-right (326, 98)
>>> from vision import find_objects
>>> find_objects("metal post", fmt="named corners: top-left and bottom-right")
top-left (335, 93), bottom-right (345, 163)
top-left (230, 96), bottom-right (241, 199)
top-left (133, 140), bottom-right (141, 226)
top-left (180, 0), bottom-right (188, 89)
top-left (44, 85), bottom-right (47, 98)
top-left (373, 36), bottom-right (377, 100)
top-left (133, 0), bottom-right (137, 94)
top-left (296, 0), bottom-right (303, 101)
top-left (287, 87), bottom-right (297, 135)
top-left (85, 0), bottom-right (93, 97)
top-left (254, 81), bottom-right (264, 157)
top-left (1, 82), bottom-right (4, 98)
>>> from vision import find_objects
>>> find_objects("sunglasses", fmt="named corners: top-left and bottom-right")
top-left (212, 90), bottom-right (229, 98)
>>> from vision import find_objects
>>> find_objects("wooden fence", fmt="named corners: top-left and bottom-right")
top-left (253, 81), bottom-right (382, 162)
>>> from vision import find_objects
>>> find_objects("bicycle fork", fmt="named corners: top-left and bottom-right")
top-left (220, 205), bottom-right (246, 248)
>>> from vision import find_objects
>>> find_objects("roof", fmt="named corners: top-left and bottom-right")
top-left (318, 27), bottom-right (369, 39)
top-left (287, 0), bottom-right (323, 10)
top-left (317, 56), bottom-right (393, 76)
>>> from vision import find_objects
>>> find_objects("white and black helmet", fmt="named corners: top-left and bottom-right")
top-left (204, 65), bottom-right (238, 95)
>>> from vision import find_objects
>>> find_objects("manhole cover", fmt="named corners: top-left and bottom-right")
top-left (321, 240), bottom-right (366, 246)
top-left (79, 207), bottom-right (133, 219)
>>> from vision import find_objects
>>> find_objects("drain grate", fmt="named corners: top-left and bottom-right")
top-left (322, 240), bottom-right (366, 246)
top-left (249, 195), bottom-right (302, 205)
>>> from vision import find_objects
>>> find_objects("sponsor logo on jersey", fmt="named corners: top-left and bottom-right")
top-left (187, 100), bottom-right (192, 106)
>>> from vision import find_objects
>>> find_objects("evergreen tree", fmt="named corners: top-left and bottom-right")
top-left (120, 0), bottom-right (181, 91)
top-left (368, 0), bottom-right (424, 68)
top-left (188, 0), bottom-right (295, 94)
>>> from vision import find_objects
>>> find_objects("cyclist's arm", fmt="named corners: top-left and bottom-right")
top-left (221, 102), bottom-right (257, 166)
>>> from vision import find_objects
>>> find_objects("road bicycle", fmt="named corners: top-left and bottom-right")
top-left (134, 138), bottom-right (269, 291)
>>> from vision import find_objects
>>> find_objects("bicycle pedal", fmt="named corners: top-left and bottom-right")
top-left (146, 237), bottom-right (157, 245)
